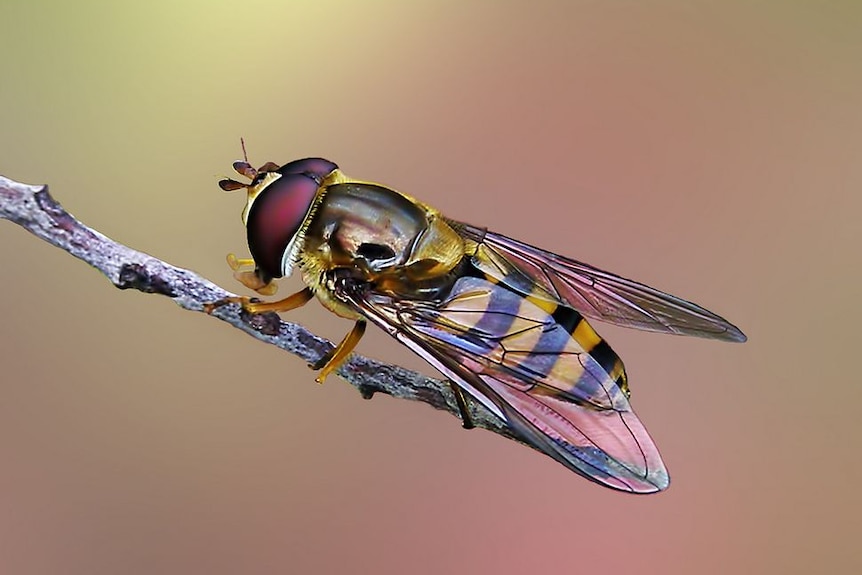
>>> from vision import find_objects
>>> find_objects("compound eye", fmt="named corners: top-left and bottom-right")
top-left (278, 158), bottom-right (339, 183)
top-left (246, 173), bottom-right (320, 279)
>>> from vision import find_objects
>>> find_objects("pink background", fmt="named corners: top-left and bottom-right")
top-left (1, 1), bottom-right (860, 573)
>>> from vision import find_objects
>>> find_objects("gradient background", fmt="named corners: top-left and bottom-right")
top-left (1, 1), bottom-right (860, 573)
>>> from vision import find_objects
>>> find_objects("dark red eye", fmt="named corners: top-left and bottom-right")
top-left (278, 158), bottom-right (338, 184)
top-left (246, 173), bottom-right (320, 279)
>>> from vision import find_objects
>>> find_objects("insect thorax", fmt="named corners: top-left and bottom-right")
top-left (300, 181), bottom-right (466, 300)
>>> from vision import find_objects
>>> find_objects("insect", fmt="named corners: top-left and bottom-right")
top-left (216, 154), bottom-right (746, 493)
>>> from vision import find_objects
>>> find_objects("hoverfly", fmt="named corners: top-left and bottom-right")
top-left (217, 155), bottom-right (746, 494)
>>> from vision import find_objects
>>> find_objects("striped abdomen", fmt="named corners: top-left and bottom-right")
top-left (409, 266), bottom-right (631, 412)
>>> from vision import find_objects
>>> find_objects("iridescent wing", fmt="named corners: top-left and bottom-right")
top-left (334, 275), bottom-right (669, 493)
top-left (449, 221), bottom-right (747, 343)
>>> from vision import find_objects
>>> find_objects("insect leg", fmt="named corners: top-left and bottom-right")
top-left (204, 287), bottom-right (313, 315)
top-left (227, 253), bottom-right (255, 271)
top-left (231, 271), bottom-right (278, 295)
top-left (312, 320), bottom-right (367, 384)
top-left (450, 383), bottom-right (475, 429)
top-left (225, 254), bottom-right (279, 294)
top-left (242, 286), bottom-right (314, 314)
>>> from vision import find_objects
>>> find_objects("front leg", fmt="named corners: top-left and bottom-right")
top-left (204, 286), bottom-right (313, 315)
top-left (226, 252), bottom-right (278, 296)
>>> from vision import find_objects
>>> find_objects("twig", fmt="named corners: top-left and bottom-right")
top-left (0, 175), bottom-right (516, 444)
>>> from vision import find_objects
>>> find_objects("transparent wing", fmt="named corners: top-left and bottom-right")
top-left (449, 221), bottom-right (746, 343)
top-left (335, 275), bottom-right (669, 493)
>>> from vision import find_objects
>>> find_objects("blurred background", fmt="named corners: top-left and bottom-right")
top-left (1, 1), bottom-right (860, 573)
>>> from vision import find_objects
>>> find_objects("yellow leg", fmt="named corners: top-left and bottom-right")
top-left (226, 253), bottom-right (278, 295)
top-left (204, 287), bottom-right (313, 315)
top-left (227, 253), bottom-right (255, 271)
top-left (312, 321), bottom-right (366, 384)
top-left (242, 287), bottom-right (313, 314)
top-left (231, 271), bottom-right (278, 295)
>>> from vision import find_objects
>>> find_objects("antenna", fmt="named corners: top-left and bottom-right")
top-left (240, 137), bottom-right (250, 165)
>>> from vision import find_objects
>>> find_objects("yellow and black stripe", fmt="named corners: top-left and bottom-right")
top-left (455, 255), bottom-right (631, 405)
